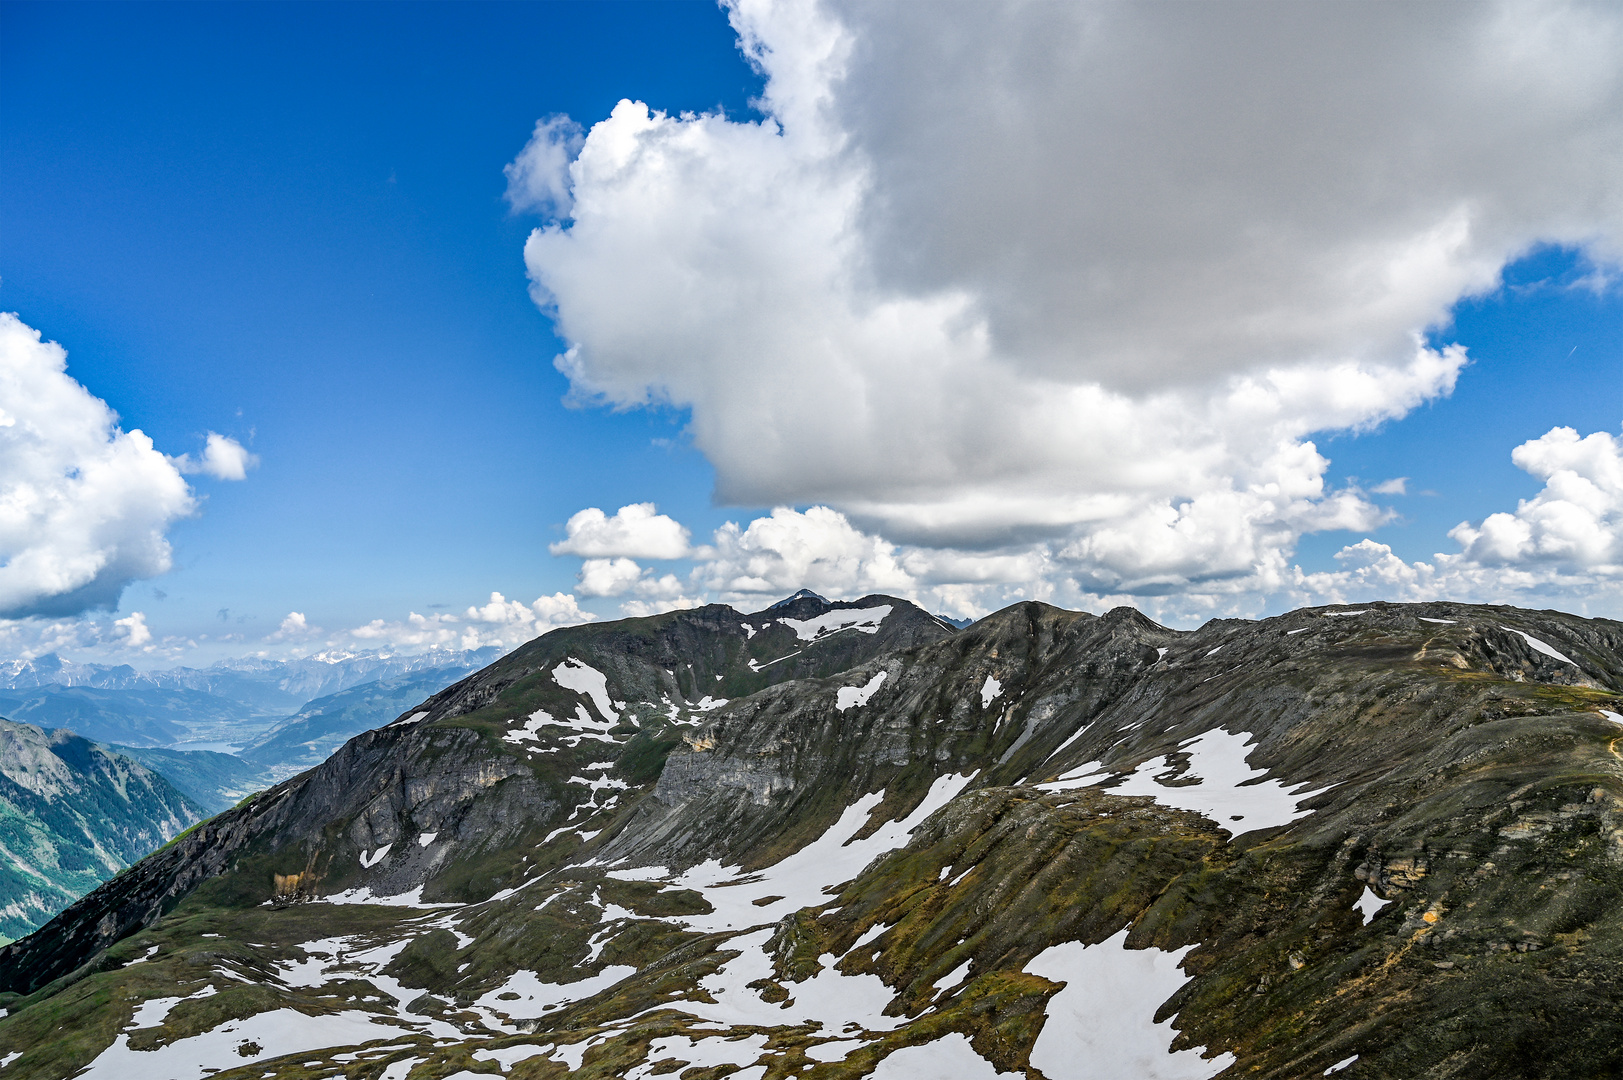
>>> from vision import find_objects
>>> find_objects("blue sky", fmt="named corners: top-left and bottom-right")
top-left (2, 1), bottom-right (1620, 665)
top-left (3, 1), bottom-right (754, 655)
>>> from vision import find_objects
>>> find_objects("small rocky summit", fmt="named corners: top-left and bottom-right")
top-left (2, 595), bottom-right (1622, 1079)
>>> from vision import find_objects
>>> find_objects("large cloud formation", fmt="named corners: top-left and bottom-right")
top-left (516, 1), bottom-right (1623, 618)
top-left (0, 314), bottom-right (250, 620)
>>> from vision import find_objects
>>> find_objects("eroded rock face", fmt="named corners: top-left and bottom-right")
top-left (2, 597), bottom-right (1622, 1080)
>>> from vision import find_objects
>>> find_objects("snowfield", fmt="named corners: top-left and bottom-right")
top-left (779, 605), bottom-right (892, 641)
top-left (1037, 728), bottom-right (1323, 832)
top-left (1024, 928), bottom-right (1235, 1079)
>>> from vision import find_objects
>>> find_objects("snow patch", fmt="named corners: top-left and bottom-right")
top-left (934, 958), bottom-right (972, 994)
top-left (872, 1032), bottom-right (1016, 1078)
top-left (1025, 928), bottom-right (1235, 1079)
top-left (1354, 887), bottom-right (1390, 925)
top-left (418, 832), bottom-right (437, 847)
top-left (837, 670), bottom-right (888, 711)
top-left (359, 844), bottom-right (392, 869)
top-left (680, 931), bottom-right (906, 1031)
top-left (472, 1044), bottom-right (552, 1070)
top-left (318, 885), bottom-right (459, 908)
top-left (502, 709), bottom-right (554, 745)
top-left (980, 675), bottom-right (1002, 708)
top-left (605, 865), bottom-right (671, 882)
top-left (1501, 626), bottom-right (1578, 666)
top-left (848, 922), bottom-right (890, 952)
top-left (1324, 610), bottom-right (1367, 617)
top-left (568, 774), bottom-right (629, 795)
top-left (694, 695), bottom-right (729, 710)
top-left (553, 657), bottom-right (620, 722)
top-left (1600, 710), bottom-right (1623, 726)
top-left (1325, 1055), bottom-right (1359, 1074)
top-left (779, 605), bottom-right (892, 642)
top-left (807, 1039), bottom-right (865, 1062)
top-left (76, 1008), bottom-right (412, 1080)
top-left (626, 1033), bottom-right (770, 1078)
top-left (668, 772), bottom-right (976, 934)
top-left (1037, 729), bottom-right (1323, 833)
top-left (1418, 617), bottom-right (1455, 625)
top-left (474, 965), bottom-right (637, 1020)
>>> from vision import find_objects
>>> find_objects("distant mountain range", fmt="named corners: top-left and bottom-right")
top-left (0, 647), bottom-right (499, 942)
top-left (0, 646), bottom-right (504, 716)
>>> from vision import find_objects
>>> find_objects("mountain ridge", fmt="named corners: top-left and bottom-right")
top-left (2, 595), bottom-right (1621, 1079)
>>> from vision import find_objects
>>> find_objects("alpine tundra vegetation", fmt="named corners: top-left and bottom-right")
top-left (1, 594), bottom-right (1621, 1079)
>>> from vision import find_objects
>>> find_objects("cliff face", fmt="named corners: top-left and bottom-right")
top-left (0, 719), bottom-right (202, 942)
top-left (1, 597), bottom-right (1621, 1080)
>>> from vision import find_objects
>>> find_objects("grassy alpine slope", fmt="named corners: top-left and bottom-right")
top-left (0, 595), bottom-right (1620, 1079)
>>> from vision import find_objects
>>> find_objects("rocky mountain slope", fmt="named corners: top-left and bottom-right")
top-left (1, 595), bottom-right (1620, 1079)
top-left (0, 720), bottom-right (204, 944)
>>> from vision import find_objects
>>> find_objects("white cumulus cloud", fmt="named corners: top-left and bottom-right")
top-left (0, 610), bottom-right (168, 661)
top-left (1451, 427), bottom-right (1622, 570)
top-left (529, 591), bottom-right (595, 626)
top-left (112, 611), bottom-right (152, 648)
top-left (697, 506), bottom-right (911, 600)
top-left (515, 0), bottom-right (1623, 603)
top-left (333, 590), bottom-right (597, 654)
top-left (173, 431), bottom-right (257, 481)
top-left (267, 610), bottom-right (320, 642)
top-left (546, 423), bottom-right (1623, 623)
top-left (464, 590), bottom-right (595, 629)
top-left (550, 503), bottom-right (692, 559)
top-left (0, 313), bottom-right (197, 618)
top-left (576, 557), bottom-right (646, 597)
top-left (619, 595), bottom-right (705, 619)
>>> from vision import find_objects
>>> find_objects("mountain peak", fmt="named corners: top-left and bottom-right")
top-left (767, 588), bottom-right (829, 609)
